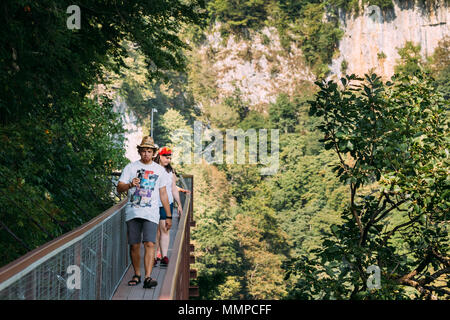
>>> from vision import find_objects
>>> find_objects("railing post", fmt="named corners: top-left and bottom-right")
top-left (185, 215), bottom-right (190, 299)
top-left (188, 175), bottom-right (199, 298)
top-left (190, 176), bottom-right (195, 227)
top-left (95, 224), bottom-right (104, 300)
top-left (74, 242), bottom-right (81, 300)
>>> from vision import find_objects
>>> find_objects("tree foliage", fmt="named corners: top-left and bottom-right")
top-left (268, 94), bottom-right (295, 133)
top-left (429, 37), bottom-right (450, 100)
top-left (290, 2), bottom-right (344, 77)
top-left (0, 0), bottom-right (205, 267)
top-left (290, 72), bottom-right (449, 299)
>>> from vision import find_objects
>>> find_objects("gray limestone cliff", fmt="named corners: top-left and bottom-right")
top-left (329, 0), bottom-right (449, 79)
top-left (192, 1), bottom-right (448, 112)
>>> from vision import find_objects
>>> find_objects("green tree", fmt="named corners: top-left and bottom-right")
top-left (293, 72), bottom-right (449, 299)
top-left (233, 185), bottom-right (291, 299)
top-left (269, 93), bottom-right (298, 133)
top-left (224, 88), bottom-right (250, 121)
top-left (429, 36), bottom-right (450, 100)
top-left (238, 111), bottom-right (268, 131)
top-left (1, 0), bottom-right (206, 124)
top-left (290, 2), bottom-right (344, 77)
top-left (187, 162), bottom-right (241, 299)
top-left (208, 0), bottom-right (269, 33)
top-left (0, 98), bottom-right (128, 264)
top-left (270, 133), bottom-right (347, 260)
top-left (394, 41), bottom-right (424, 76)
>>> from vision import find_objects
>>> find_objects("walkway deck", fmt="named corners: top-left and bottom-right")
top-left (111, 208), bottom-right (180, 300)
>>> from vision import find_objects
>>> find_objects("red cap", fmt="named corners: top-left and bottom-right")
top-left (158, 146), bottom-right (172, 156)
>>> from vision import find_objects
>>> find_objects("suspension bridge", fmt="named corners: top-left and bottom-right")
top-left (0, 175), bottom-right (197, 300)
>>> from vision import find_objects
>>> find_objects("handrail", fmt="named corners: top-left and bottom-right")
top-left (0, 199), bottom-right (129, 299)
top-left (159, 174), bottom-right (193, 300)
top-left (0, 199), bottom-right (127, 286)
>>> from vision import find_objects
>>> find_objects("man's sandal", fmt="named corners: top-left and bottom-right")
top-left (128, 274), bottom-right (141, 286)
top-left (143, 277), bottom-right (157, 289)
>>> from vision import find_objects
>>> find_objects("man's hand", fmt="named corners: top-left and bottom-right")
top-left (117, 177), bottom-right (140, 194)
top-left (165, 218), bottom-right (172, 230)
top-left (131, 177), bottom-right (140, 188)
top-left (178, 187), bottom-right (191, 194)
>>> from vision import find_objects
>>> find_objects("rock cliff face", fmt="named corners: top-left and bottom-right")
top-left (194, 1), bottom-right (448, 112)
top-left (197, 24), bottom-right (315, 112)
top-left (91, 83), bottom-right (144, 162)
top-left (329, 0), bottom-right (449, 79)
top-left (113, 1), bottom-right (448, 158)
top-left (113, 98), bottom-right (143, 162)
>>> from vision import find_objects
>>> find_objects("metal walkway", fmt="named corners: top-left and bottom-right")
top-left (0, 175), bottom-right (196, 300)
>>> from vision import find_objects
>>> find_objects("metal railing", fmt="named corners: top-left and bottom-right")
top-left (0, 173), bottom-right (195, 300)
top-left (159, 174), bottom-right (196, 300)
top-left (0, 199), bottom-right (129, 300)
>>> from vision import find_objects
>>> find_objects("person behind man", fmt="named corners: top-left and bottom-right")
top-left (117, 136), bottom-right (172, 288)
top-left (153, 146), bottom-right (183, 267)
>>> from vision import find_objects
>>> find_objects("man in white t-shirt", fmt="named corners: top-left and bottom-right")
top-left (117, 136), bottom-right (172, 289)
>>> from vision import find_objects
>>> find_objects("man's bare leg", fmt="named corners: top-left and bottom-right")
top-left (130, 243), bottom-right (141, 274)
top-left (154, 227), bottom-right (161, 260)
top-left (159, 221), bottom-right (170, 259)
top-left (143, 241), bottom-right (155, 278)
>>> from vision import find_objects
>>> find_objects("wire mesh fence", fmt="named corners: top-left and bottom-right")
top-left (0, 199), bottom-right (129, 300)
top-left (0, 169), bottom-right (126, 267)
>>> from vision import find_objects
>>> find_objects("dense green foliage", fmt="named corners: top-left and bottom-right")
top-left (290, 72), bottom-right (449, 299)
top-left (0, 0), bottom-right (205, 266)
top-left (328, 0), bottom-right (394, 13)
top-left (289, 2), bottom-right (343, 77)
top-left (0, 98), bottom-right (127, 262)
top-left (394, 38), bottom-right (450, 100)
top-left (207, 0), bottom-right (269, 32)
top-left (179, 80), bottom-right (352, 298)
top-left (430, 37), bottom-right (450, 100)
top-left (268, 93), bottom-right (298, 133)
top-left (394, 41), bottom-right (424, 75)
top-left (180, 23), bottom-right (449, 300)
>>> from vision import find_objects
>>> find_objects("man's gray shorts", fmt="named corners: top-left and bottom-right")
top-left (126, 218), bottom-right (158, 245)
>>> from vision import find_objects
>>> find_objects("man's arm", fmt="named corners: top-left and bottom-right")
top-left (159, 186), bottom-right (172, 230)
top-left (117, 177), bottom-right (139, 193)
top-left (172, 175), bottom-right (183, 217)
top-left (177, 186), bottom-right (191, 194)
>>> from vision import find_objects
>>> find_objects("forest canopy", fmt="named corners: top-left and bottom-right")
top-left (0, 0), bottom-right (205, 266)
